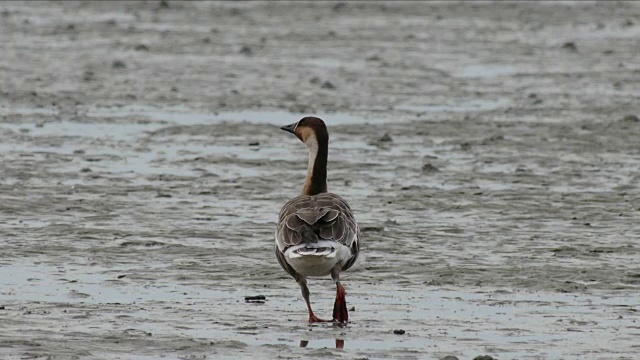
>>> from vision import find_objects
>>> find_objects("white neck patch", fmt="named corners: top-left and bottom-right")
top-left (305, 133), bottom-right (319, 179)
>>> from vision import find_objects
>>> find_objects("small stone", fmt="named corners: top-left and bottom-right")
top-left (378, 133), bottom-right (393, 142)
top-left (561, 42), bottom-right (577, 51)
top-left (349, 306), bottom-right (355, 311)
top-left (0, 306), bottom-right (5, 310)
top-left (134, 44), bottom-right (149, 51)
top-left (249, 142), bottom-right (260, 146)
top-left (393, 329), bottom-right (405, 335)
top-left (117, 274), bottom-right (126, 279)
top-left (440, 356), bottom-right (459, 360)
top-left (321, 81), bottom-right (335, 89)
top-left (332, 2), bottom-right (346, 11)
top-left (80, 168), bottom-right (92, 173)
top-left (112, 60), bottom-right (127, 69)
top-left (82, 71), bottom-right (96, 82)
top-left (620, 115), bottom-right (639, 122)
top-left (245, 295), bottom-right (266, 304)
top-left (422, 163), bottom-right (439, 173)
top-left (473, 356), bottom-right (495, 360)
top-left (239, 45), bottom-right (253, 56)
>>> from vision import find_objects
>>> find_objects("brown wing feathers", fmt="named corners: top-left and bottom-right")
top-left (276, 193), bottom-right (358, 253)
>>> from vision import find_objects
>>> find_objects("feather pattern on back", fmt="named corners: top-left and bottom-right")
top-left (276, 192), bottom-right (359, 274)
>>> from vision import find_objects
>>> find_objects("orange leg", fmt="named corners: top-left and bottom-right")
top-left (298, 278), bottom-right (328, 323)
top-left (331, 270), bottom-right (349, 323)
top-left (332, 282), bottom-right (348, 323)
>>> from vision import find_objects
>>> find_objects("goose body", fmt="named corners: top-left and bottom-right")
top-left (275, 117), bottom-right (360, 323)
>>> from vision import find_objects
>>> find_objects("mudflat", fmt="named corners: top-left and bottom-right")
top-left (1, 1), bottom-right (639, 359)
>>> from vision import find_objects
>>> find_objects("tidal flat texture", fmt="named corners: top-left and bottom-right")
top-left (1, 1), bottom-right (639, 359)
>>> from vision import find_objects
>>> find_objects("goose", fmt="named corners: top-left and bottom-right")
top-left (275, 116), bottom-right (360, 323)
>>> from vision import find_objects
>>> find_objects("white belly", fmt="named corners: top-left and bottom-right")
top-left (284, 241), bottom-right (351, 277)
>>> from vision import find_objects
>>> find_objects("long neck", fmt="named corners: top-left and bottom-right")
top-left (303, 134), bottom-right (328, 195)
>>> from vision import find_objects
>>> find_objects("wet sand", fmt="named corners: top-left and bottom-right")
top-left (1, 1), bottom-right (640, 359)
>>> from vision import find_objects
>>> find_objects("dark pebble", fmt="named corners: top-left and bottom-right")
top-left (80, 168), bottom-right (92, 173)
top-left (378, 133), bottom-right (393, 142)
top-left (561, 42), bottom-right (577, 51)
top-left (245, 295), bottom-right (266, 301)
top-left (393, 329), bottom-right (405, 335)
top-left (473, 356), bottom-right (495, 360)
top-left (620, 115), bottom-right (639, 122)
top-left (422, 163), bottom-right (439, 173)
top-left (249, 142), bottom-right (260, 146)
top-left (0, 306), bottom-right (5, 310)
top-left (117, 275), bottom-right (126, 279)
top-left (112, 60), bottom-right (127, 69)
top-left (135, 44), bottom-right (149, 51)
top-left (440, 356), bottom-right (459, 360)
top-left (332, 2), bottom-right (346, 11)
top-left (239, 45), bottom-right (253, 56)
top-left (361, 225), bottom-right (384, 232)
top-left (321, 81), bottom-right (336, 89)
top-left (83, 71), bottom-right (95, 82)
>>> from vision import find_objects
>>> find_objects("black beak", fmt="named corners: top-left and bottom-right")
top-left (280, 122), bottom-right (297, 134)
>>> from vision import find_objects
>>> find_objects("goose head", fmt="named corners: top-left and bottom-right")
top-left (280, 116), bottom-right (329, 147)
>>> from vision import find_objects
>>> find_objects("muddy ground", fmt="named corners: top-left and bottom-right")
top-left (1, 1), bottom-right (640, 359)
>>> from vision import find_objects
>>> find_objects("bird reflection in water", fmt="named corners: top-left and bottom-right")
top-left (299, 339), bottom-right (345, 349)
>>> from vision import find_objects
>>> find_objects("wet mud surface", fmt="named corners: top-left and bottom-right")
top-left (1, 1), bottom-right (640, 359)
